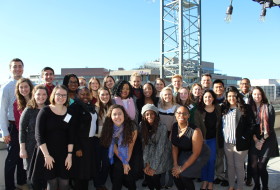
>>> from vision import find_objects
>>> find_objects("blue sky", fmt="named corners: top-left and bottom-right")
top-left (0, 0), bottom-right (279, 83)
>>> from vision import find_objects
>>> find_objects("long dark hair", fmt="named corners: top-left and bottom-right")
top-left (97, 87), bottom-right (113, 120)
top-left (112, 80), bottom-right (133, 98)
top-left (222, 86), bottom-right (246, 115)
top-left (197, 89), bottom-right (217, 113)
top-left (63, 73), bottom-right (79, 89)
top-left (141, 110), bottom-right (160, 146)
top-left (15, 78), bottom-right (34, 111)
top-left (141, 82), bottom-right (157, 103)
top-left (100, 104), bottom-right (135, 147)
top-left (249, 86), bottom-right (269, 114)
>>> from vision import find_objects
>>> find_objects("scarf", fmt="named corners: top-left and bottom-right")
top-left (114, 96), bottom-right (136, 120)
top-left (108, 125), bottom-right (129, 165)
top-left (259, 104), bottom-right (269, 139)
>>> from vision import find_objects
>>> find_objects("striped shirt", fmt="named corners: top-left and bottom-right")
top-left (222, 108), bottom-right (237, 144)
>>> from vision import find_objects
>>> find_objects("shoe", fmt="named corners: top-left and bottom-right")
top-left (142, 179), bottom-right (148, 187)
top-left (245, 178), bottom-right (253, 186)
top-left (16, 184), bottom-right (29, 190)
top-left (220, 180), bottom-right (229, 187)
top-left (213, 178), bottom-right (222, 184)
top-left (252, 185), bottom-right (260, 190)
top-left (165, 186), bottom-right (172, 189)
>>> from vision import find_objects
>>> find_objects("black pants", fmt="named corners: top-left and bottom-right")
top-left (173, 176), bottom-right (195, 190)
top-left (74, 179), bottom-right (89, 190)
top-left (110, 156), bottom-right (136, 190)
top-left (93, 137), bottom-right (110, 188)
top-left (5, 123), bottom-right (27, 190)
top-left (145, 173), bottom-right (161, 190)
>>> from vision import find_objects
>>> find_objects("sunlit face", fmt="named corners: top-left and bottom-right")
top-left (162, 89), bottom-right (173, 103)
top-left (201, 76), bottom-right (212, 89)
top-left (213, 83), bottom-right (224, 97)
top-left (105, 77), bottom-right (115, 89)
top-left (155, 80), bottom-right (164, 92)
top-left (42, 70), bottom-right (54, 85)
top-left (203, 92), bottom-right (214, 106)
top-left (120, 84), bottom-right (130, 99)
top-left (175, 106), bottom-right (190, 125)
top-left (192, 85), bottom-right (202, 97)
top-left (111, 108), bottom-right (124, 127)
top-left (19, 82), bottom-right (31, 98)
top-left (99, 89), bottom-right (110, 104)
top-left (144, 110), bottom-right (156, 125)
top-left (90, 79), bottom-right (100, 91)
top-left (179, 88), bottom-right (189, 101)
top-left (68, 77), bottom-right (79, 92)
top-left (78, 88), bottom-right (91, 104)
top-left (239, 79), bottom-right (251, 94)
top-left (172, 77), bottom-right (182, 89)
top-left (143, 84), bottom-right (153, 98)
top-left (10, 61), bottom-right (24, 79)
top-left (54, 88), bottom-right (68, 105)
top-left (252, 89), bottom-right (262, 104)
top-left (227, 92), bottom-right (237, 106)
top-left (131, 76), bottom-right (141, 89)
top-left (79, 79), bottom-right (87, 87)
top-left (34, 89), bottom-right (48, 106)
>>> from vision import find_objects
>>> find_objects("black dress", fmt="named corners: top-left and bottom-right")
top-left (30, 106), bottom-right (74, 181)
top-left (171, 123), bottom-right (210, 178)
top-left (69, 100), bottom-right (97, 180)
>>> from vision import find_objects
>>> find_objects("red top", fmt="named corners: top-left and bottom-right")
top-left (45, 83), bottom-right (55, 96)
top-left (13, 100), bottom-right (23, 131)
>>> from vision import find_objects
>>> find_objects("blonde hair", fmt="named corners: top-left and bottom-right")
top-left (176, 87), bottom-right (193, 106)
top-left (159, 86), bottom-right (175, 107)
top-left (130, 72), bottom-right (142, 81)
top-left (171, 74), bottom-right (182, 81)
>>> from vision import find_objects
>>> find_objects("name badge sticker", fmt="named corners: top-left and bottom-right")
top-left (64, 113), bottom-right (72, 123)
top-left (188, 104), bottom-right (194, 110)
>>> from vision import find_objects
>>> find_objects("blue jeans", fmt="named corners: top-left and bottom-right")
top-left (201, 138), bottom-right (216, 182)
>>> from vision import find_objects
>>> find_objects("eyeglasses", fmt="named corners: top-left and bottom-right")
top-left (69, 81), bottom-right (78, 84)
top-left (175, 112), bottom-right (189, 116)
top-left (55, 93), bottom-right (67, 98)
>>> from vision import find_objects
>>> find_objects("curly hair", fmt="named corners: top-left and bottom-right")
top-left (141, 110), bottom-right (160, 146)
top-left (15, 78), bottom-right (34, 111)
top-left (222, 86), bottom-right (246, 115)
top-left (97, 87), bottom-right (113, 120)
top-left (142, 82), bottom-right (157, 101)
top-left (100, 104), bottom-right (135, 147)
top-left (63, 73), bottom-right (79, 89)
top-left (176, 87), bottom-right (193, 106)
top-left (27, 85), bottom-right (48, 109)
top-left (197, 89), bottom-right (217, 113)
top-left (249, 86), bottom-right (269, 114)
top-left (112, 79), bottom-right (133, 98)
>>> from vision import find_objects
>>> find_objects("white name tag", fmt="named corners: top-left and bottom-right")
top-left (188, 104), bottom-right (194, 110)
top-left (64, 113), bottom-right (72, 123)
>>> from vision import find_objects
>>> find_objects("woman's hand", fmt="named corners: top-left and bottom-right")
top-left (76, 150), bottom-right (83, 157)
top-left (147, 168), bottom-right (156, 176)
top-left (172, 165), bottom-right (181, 178)
top-left (44, 155), bottom-right (55, 170)
top-left (255, 140), bottom-right (264, 150)
top-left (65, 154), bottom-right (72, 170)
top-left (123, 164), bottom-right (131, 175)
top-left (19, 148), bottom-right (28, 159)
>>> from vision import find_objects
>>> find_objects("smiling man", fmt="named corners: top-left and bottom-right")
top-left (41, 67), bottom-right (55, 96)
top-left (0, 58), bottom-right (28, 190)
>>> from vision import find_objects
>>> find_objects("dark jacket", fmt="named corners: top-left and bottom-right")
top-left (218, 104), bottom-right (256, 151)
top-left (194, 104), bottom-right (222, 141)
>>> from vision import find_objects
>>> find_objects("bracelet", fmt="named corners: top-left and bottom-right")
top-left (178, 166), bottom-right (182, 173)
top-left (68, 152), bottom-right (73, 154)
top-left (44, 154), bottom-right (50, 158)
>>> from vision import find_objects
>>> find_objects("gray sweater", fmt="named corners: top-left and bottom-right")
top-left (142, 122), bottom-right (172, 174)
top-left (19, 107), bottom-right (40, 170)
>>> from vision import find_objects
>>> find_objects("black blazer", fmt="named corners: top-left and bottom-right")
top-left (218, 104), bottom-right (256, 151)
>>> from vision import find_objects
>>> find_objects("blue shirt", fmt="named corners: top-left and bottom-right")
top-left (0, 78), bottom-right (17, 136)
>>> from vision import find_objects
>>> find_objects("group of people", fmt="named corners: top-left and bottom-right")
top-left (0, 58), bottom-right (279, 190)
